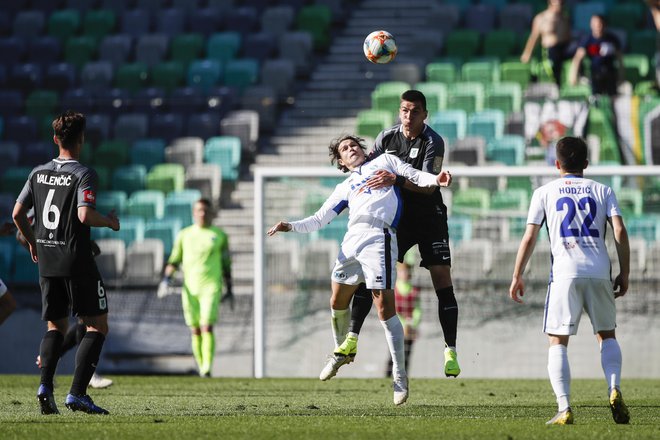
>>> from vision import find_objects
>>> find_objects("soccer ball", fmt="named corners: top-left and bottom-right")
top-left (363, 30), bottom-right (397, 64)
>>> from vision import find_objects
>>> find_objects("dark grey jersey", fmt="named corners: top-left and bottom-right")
top-left (17, 159), bottom-right (99, 277)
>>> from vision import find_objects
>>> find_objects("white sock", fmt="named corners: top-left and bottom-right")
top-left (381, 315), bottom-right (406, 377)
top-left (330, 308), bottom-right (350, 348)
top-left (548, 344), bottom-right (571, 411)
top-left (600, 338), bottom-right (622, 393)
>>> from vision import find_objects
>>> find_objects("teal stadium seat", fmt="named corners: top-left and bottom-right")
top-left (165, 189), bottom-right (202, 227)
top-left (467, 109), bottom-right (505, 140)
top-left (207, 32), bottom-right (241, 62)
top-left (151, 61), bottom-right (185, 93)
top-left (487, 135), bottom-right (526, 165)
top-left (224, 58), bottom-right (259, 93)
top-left (25, 90), bottom-right (59, 119)
top-left (429, 109), bottom-right (467, 144)
top-left (448, 215), bottom-right (473, 244)
top-left (1, 167), bottom-right (32, 197)
top-left (95, 190), bottom-right (127, 215)
top-left (11, 246), bottom-right (39, 284)
top-left (607, 3), bottom-right (644, 33)
top-left (626, 215), bottom-right (660, 242)
top-left (95, 216), bottom-right (144, 246)
top-left (629, 30), bottom-right (657, 60)
top-left (126, 189), bottom-right (165, 219)
top-left (48, 9), bottom-right (80, 42)
top-left (204, 136), bottom-right (242, 181)
top-left (131, 139), bottom-right (166, 171)
top-left (94, 140), bottom-right (130, 170)
top-left (490, 188), bottom-right (530, 212)
top-left (64, 36), bottom-right (97, 70)
top-left (112, 164), bottom-right (147, 196)
top-left (145, 218), bottom-right (182, 255)
top-left (187, 59), bottom-right (222, 93)
top-left (82, 9), bottom-right (116, 42)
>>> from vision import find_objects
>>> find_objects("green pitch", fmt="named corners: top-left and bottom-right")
top-left (1, 375), bottom-right (658, 439)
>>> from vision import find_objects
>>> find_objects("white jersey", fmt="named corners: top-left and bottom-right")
top-left (290, 154), bottom-right (438, 233)
top-left (527, 175), bottom-right (621, 281)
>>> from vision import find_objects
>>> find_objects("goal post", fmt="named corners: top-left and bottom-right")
top-left (253, 165), bottom-right (660, 379)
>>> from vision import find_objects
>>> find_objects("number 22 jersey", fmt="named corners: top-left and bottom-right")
top-left (17, 158), bottom-right (99, 277)
top-left (527, 175), bottom-right (621, 281)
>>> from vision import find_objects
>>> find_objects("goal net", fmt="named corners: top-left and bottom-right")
top-left (254, 165), bottom-right (660, 379)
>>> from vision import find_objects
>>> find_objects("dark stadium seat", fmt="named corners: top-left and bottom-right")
top-left (27, 36), bottom-right (62, 67)
top-left (150, 112), bottom-right (185, 142)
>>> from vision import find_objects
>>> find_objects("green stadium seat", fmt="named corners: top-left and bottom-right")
top-left (1, 167), bottom-right (32, 197)
top-left (356, 109), bottom-right (393, 139)
top-left (151, 61), bottom-right (185, 93)
top-left (112, 164), bottom-right (147, 195)
top-left (634, 81), bottom-right (658, 97)
top-left (506, 176), bottom-right (533, 195)
top-left (224, 58), bottom-right (259, 93)
top-left (371, 81), bottom-right (410, 116)
top-left (126, 189), bottom-right (165, 219)
top-left (559, 83), bottom-right (591, 101)
top-left (444, 30), bottom-right (481, 61)
top-left (82, 9), bottom-right (116, 42)
top-left (607, 3), bottom-right (644, 32)
top-left (171, 33), bottom-right (204, 68)
top-left (447, 82), bottom-right (485, 113)
top-left (145, 218), bottom-right (182, 255)
top-left (500, 61), bottom-right (531, 89)
top-left (94, 165), bottom-right (112, 191)
top-left (425, 61), bottom-right (459, 84)
top-left (428, 109), bottom-right (467, 144)
top-left (487, 135), bottom-right (526, 165)
top-left (629, 30), bottom-right (657, 59)
top-left (461, 60), bottom-right (500, 84)
top-left (204, 136), bottom-right (241, 181)
top-left (165, 189), bottom-right (202, 227)
top-left (115, 62), bottom-right (149, 93)
top-left (146, 163), bottom-right (186, 194)
top-left (623, 54), bottom-right (650, 86)
top-left (64, 36), bottom-right (97, 70)
top-left (95, 190), bottom-right (128, 215)
top-left (483, 29), bottom-right (517, 60)
top-left (94, 140), bottom-right (130, 170)
top-left (414, 82), bottom-right (448, 111)
top-left (207, 32), bottom-right (241, 62)
top-left (588, 105), bottom-right (620, 163)
top-left (485, 82), bottom-right (522, 114)
top-left (467, 109), bottom-right (505, 139)
top-left (48, 9), bottom-right (80, 42)
top-left (617, 187), bottom-right (643, 217)
top-left (25, 90), bottom-right (59, 119)
top-left (490, 188), bottom-right (529, 212)
top-left (131, 139), bottom-right (166, 171)
top-left (452, 188), bottom-right (491, 216)
top-left (295, 4), bottom-right (332, 50)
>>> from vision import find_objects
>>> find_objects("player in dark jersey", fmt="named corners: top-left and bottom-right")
top-left (345, 90), bottom-right (461, 377)
top-left (13, 110), bottom-right (120, 415)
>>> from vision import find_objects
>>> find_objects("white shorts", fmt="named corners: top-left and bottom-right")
top-left (0, 278), bottom-right (7, 298)
top-left (543, 277), bottom-right (616, 335)
top-left (331, 223), bottom-right (397, 290)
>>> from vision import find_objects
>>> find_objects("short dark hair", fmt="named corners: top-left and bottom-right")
top-left (52, 110), bottom-right (86, 150)
top-left (328, 134), bottom-right (367, 173)
top-left (556, 136), bottom-right (588, 172)
top-left (196, 198), bottom-right (212, 208)
top-left (401, 90), bottom-right (427, 111)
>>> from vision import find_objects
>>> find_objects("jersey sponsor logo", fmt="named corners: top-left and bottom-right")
top-left (83, 190), bottom-right (95, 203)
top-left (409, 148), bottom-right (419, 159)
top-left (36, 238), bottom-right (66, 247)
top-left (36, 174), bottom-right (73, 187)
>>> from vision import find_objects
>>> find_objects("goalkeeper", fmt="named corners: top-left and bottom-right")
top-left (159, 198), bottom-right (233, 377)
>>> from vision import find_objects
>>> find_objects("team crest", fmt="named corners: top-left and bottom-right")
top-left (409, 148), bottom-right (419, 159)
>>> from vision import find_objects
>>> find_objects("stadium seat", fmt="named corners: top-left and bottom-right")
top-left (64, 36), bottom-right (97, 70)
top-left (120, 9), bottom-right (151, 38)
top-left (0, 37), bottom-right (26, 68)
top-left (151, 61), bottom-right (185, 93)
top-left (0, 91), bottom-right (23, 117)
top-left (28, 36), bottom-right (62, 67)
top-left (467, 110), bottom-right (505, 140)
top-left (145, 218), bottom-right (182, 256)
top-left (95, 190), bottom-right (128, 216)
top-left (83, 9), bottom-right (116, 42)
top-left (207, 32), bottom-right (241, 62)
top-left (295, 4), bottom-right (331, 50)
top-left (225, 6), bottom-right (259, 38)
top-left (559, 84), bottom-right (591, 101)
top-left (452, 188), bottom-right (491, 216)
top-left (131, 139), bottom-right (166, 171)
top-left (240, 85), bottom-right (277, 133)
top-left (390, 63), bottom-right (422, 86)
top-left (155, 8), bottom-right (186, 37)
top-left (112, 164), bottom-right (147, 195)
top-left (9, 63), bottom-right (43, 92)
top-left (260, 5), bottom-right (295, 38)
top-left (490, 188), bottom-right (530, 212)
top-left (626, 215), bottom-right (660, 242)
top-left (132, 87), bottom-right (167, 112)
top-left (0, 239), bottom-right (14, 280)
top-left (187, 59), bottom-right (222, 93)
top-left (114, 62), bottom-right (149, 93)
top-left (372, 81), bottom-right (410, 117)
top-left (100, 35), bottom-right (133, 69)
top-left (483, 30), bottom-right (517, 61)
top-left (13, 11), bottom-right (46, 42)
top-left (185, 163), bottom-right (222, 206)
top-left (44, 62), bottom-right (77, 92)
top-left (146, 163), bottom-right (186, 193)
top-left (447, 82), bottom-right (485, 114)
top-left (47, 9), bottom-right (80, 42)
top-left (444, 30), bottom-right (481, 61)
top-left (261, 59), bottom-right (295, 102)
top-left (447, 215), bottom-right (472, 244)
top-left (487, 135), bottom-right (526, 165)
top-left (102, 215), bottom-right (145, 246)
top-left (95, 238), bottom-right (126, 281)
top-left (80, 61), bottom-right (114, 92)
top-left (465, 4), bottom-right (497, 34)
top-left (113, 113), bottom-right (149, 145)
top-left (500, 61), bottom-right (531, 89)
top-left (356, 110), bottom-right (394, 140)
top-left (84, 113), bottom-right (111, 147)
top-left (21, 142), bottom-right (54, 167)
top-left (171, 33), bottom-right (205, 68)
top-left (224, 58), bottom-right (259, 93)
top-left (429, 109), bottom-right (467, 144)
top-left (186, 112), bottom-right (221, 139)
top-left (461, 60), bottom-right (500, 84)
top-left (4, 116), bottom-right (38, 144)
top-left (617, 187), bottom-right (643, 217)
top-left (278, 31), bottom-right (313, 76)
top-left (169, 86), bottom-right (206, 114)
top-left (204, 136), bottom-right (241, 181)
top-left (150, 113), bottom-right (185, 143)
top-left (0, 142), bottom-right (20, 176)
top-left (11, 246), bottom-right (39, 285)
top-left (426, 3), bottom-right (461, 33)
top-left (136, 34), bottom-right (170, 68)
top-left (426, 61), bottom-right (459, 84)
top-left (486, 82), bottom-right (522, 114)
top-left (94, 140), bottom-right (130, 170)
top-left (524, 82), bottom-right (559, 101)
top-left (219, 110), bottom-right (258, 156)
top-left (96, 87), bottom-right (131, 117)
top-left (573, 2), bottom-right (607, 33)
top-left (623, 54), bottom-right (650, 87)
top-left (25, 90), bottom-right (59, 119)
top-left (1, 167), bottom-right (32, 196)
top-left (126, 190), bottom-right (165, 219)
top-left (414, 82), bottom-right (447, 112)
top-left (243, 31), bottom-right (278, 62)
top-left (498, 3), bottom-right (533, 35)
top-left (164, 189), bottom-right (202, 226)
top-left (446, 136), bottom-right (486, 166)
top-left (100, 0), bottom-right (132, 14)
top-left (165, 140), bottom-right (204, 167)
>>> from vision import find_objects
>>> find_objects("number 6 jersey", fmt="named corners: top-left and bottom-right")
top-left (527, 175), bottom-right (622, 281)
top-left (17, 158), bottom-right (99, 277)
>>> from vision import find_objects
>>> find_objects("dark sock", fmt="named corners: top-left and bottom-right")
top-left (348, 283), bottom-right (373, 334)
top-left (436, 286), bottom-right (458, 348)
top-left (70, 332), bottom-right (105, 396)
top-left (40, 330), bottom-right (64, 389)
top-left (60, 323), bottom-right (86, 355)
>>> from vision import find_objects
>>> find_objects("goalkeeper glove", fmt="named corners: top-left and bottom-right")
top-left (221, 289), bottom-right (235, 310)
top-left (157, 276), bottom-right (172, 298)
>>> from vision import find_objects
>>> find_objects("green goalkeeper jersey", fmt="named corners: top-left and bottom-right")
top-left (168, 224), bottom-right (231, 295)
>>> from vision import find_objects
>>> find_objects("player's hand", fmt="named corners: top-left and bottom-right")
top-left (157, 278), bottom-right (171, 298)
top-left (509, 276), bottom-right (525, 303)
top-left (107, 210), bottom-right (120, 231)
top-left (365, 170), bottom-right (396, 190)
top-left (0, 222), bottom-right (15, 236)
top-left (221, 290), bottom-right (235, 310)
top-left (436, 170), bottom-right (452, 187)
top-left (267, 221), bottom-right (291, 236)
top-left (28, 242), bottom-right (38, 263)
top-left (613, 274), bottom-right (628, 298)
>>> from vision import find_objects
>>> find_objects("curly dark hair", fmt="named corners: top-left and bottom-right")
top-left (328, 134), bottom-right (367, 173)
top-left (52, 110), bottom-right (86, 150)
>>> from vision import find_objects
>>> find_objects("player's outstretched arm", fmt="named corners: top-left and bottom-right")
top-left (267, 221), bottom-right (292, 236)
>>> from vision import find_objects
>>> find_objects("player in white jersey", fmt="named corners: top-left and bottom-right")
top-left (509, 137), bottom-right (630, 425)
top-left (268, 135), bottom-right (451, 405)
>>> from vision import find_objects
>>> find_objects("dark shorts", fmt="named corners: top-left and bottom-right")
top-left (396, 201), bottom-right (451, 268)
top-left (591, 68), bottom-right (618, 96)
top-left (40, 272), bottom-right (108, 321)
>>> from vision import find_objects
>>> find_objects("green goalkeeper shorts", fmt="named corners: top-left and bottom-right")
top-left (181, 284), bottom-right (221, 327)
